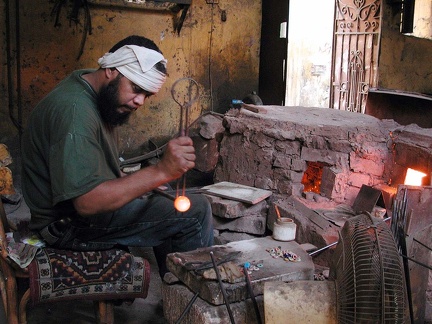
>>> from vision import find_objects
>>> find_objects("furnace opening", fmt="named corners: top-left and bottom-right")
top-left (301, 161), bottom-right (328, 194)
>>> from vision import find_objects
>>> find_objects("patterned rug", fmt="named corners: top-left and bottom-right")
top-left (28, 248), bottom-right (150, 305)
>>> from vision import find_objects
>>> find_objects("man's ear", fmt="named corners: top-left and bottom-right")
top-left (105, 67), bottom-right (119, 80)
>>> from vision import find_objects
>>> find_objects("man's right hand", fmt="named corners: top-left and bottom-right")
top-left (157, 136), bottom-right (196, 180)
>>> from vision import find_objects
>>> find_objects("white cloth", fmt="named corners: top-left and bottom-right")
top-left (98, 45), bottom-right (167, 93)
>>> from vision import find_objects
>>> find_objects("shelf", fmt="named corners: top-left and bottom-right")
top-left (87, 0), bottom-right (191, 10)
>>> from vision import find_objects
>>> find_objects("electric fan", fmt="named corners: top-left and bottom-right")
top-left (329, 212), bottom-right (409, 323)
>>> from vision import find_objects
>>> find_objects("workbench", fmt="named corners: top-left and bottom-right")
top-left (166, 236), bottom-right (315, 305)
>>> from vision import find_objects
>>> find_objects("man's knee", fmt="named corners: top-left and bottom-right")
top-left (190, 194), bottom-right (213, 246)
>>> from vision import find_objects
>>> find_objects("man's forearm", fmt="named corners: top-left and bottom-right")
top-left (72, 163), bottom-right (173, 216)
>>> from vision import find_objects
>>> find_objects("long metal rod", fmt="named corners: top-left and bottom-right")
top-left (243, 265), bottom-right (262, 324)
top-left (209, 251), bottom-right (235, 324)
top-left (171, 78), bottom-right (199, 198)
top-left (308, 241), bottom-right (338, 256)
top-left (309, 217), bottom-right (391, 256)
top-left (175, 291), bottom-right (199, 324)
top-left (152, 188), bottom-right (175, 201)
top-left (413, 237), bottom-right (432, 252)
top-left (401, 254), bottom-right (432, 271)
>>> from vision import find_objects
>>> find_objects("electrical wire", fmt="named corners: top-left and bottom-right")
top-left (208, 3), bottom-right (215, 111)
top-left (5, 0), bottom-right (24, 135)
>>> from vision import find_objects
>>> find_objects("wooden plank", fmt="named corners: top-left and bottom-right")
top-left (201, 181), bottom-right (272, 204)
top-left (241, 103), bottom-right (268, 114)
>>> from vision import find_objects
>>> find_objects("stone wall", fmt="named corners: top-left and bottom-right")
top-left (0, 0), bottom-right (262, 156)
top-left (214, 106), bottom-right (405, 206)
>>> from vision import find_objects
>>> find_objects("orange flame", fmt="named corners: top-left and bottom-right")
top-left (404, 168), bottom-right (426, 186)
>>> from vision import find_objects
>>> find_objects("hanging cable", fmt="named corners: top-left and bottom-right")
top-left (51, 0), bottom-right (93, 60)
top-left (207, 2), bottom-right (215, 111)
top-left (5, 0), bottom-right (23, 135)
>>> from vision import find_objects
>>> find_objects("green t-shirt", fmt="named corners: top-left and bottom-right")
top-left (22, 70), bottom-right (121, 230)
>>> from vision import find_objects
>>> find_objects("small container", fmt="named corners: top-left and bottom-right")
top-left (273, 218), bottom-right (297, 241)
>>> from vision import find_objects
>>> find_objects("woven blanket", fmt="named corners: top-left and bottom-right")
top-left (28, 248), bottom-right (150, 305)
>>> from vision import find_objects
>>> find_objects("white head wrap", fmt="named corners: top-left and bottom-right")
top-left (98, 45), bottom-right (167, 93)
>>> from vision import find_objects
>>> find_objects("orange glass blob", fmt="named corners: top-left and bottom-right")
top-left (174, 195), bottom-right (191, 212)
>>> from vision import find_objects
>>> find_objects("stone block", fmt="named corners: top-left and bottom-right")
top-left (214, 232), bottom-right (260, 245)
top-left (348, 127), bottom-right (389, 144)
top-left (166, 237), bottom-right (315, 305)
top-left (290, 158), bottom-right (307, 171)
top-left (162, 282), bottom-right (265, 324)
top-left (392, 124), bottom-right (432, 152)
top-left (343, 185), bottom-right (361, 206)
top-left (250, 132), bottom-right (274, 148)
top-left (264, 281), bottom-right (337, 324)
top-left (274, 140), bottom-right (301, 155)
top-left (303, 135), bottom-right (328, 150)
top-left (309, 124), bottom-right (350, 139)
top-left (328, 139), bottom-right (353, 153)
top-left (301, 147), bottom-right (349, 168)
top-left (273, 153), bottom-right (292, 169)
top-left (205, 195), bottom-right (268, 218)
top-left (265, 128), bottom-right (297, 141)
top-left (254, 177), bottom-right (274, 190)
top-left (349, 153), bottom-right (385, 176)
top-left (320, 167), bottom-right (346, 200)
top-left (274, 180), bottom-right (303, 196)
top-left (352, 143), bottom-right (389, 163)
top-left (192, 135), bottom-right (219, 173)
top-left (347, 172), bottom-right (371, 188)
top-left (394, 142), bottom-right (430, 171)
top-left (213, 214), bottom-right (267, 235)
top-left (197, 113), bottom-right (225, 140)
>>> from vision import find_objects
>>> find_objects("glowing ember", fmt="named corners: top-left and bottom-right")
top-left (404, 168), bottom-right (427, 186)
top-left (302, 161), bottom-right (324, 193)
top-left (174, 195), bottom-right (191, 212)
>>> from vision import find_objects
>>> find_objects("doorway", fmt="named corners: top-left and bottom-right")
top-left (285, 0), bottom-right (335, 107)
top-left (259, 0), bottom-right (381, 110)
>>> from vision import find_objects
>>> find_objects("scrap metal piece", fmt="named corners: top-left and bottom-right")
top-left (352, 184), bottom-right (383, 214)
top-left (184, 251), bottom-right (242, 273)
top-left (202, 261), bottom-right (243, 283)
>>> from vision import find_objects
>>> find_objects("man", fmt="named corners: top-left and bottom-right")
top-left (21, 35), bottom-right (214, 277)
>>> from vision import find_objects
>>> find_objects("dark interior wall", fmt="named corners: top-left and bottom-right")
top-left (0, 0), bottom-right (262, 156)
top-left (2, 0), bottom-right (432, 155)
top-left (378, 1), bottom-right (432, 95)
top-left (258, 0), bottom-right (288, 105)
top-left (365, 89), bottom-right (432, 128)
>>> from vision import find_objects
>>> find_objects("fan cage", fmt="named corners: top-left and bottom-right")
top-left (329, 212), bottom-right (407, 323)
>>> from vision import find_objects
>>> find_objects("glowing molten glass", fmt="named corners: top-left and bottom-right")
top-left (404, 168), bottom-right (427, 186)
top-left (174, 196), bottom-right (191, 212)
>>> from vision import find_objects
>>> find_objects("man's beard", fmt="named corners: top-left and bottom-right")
top-left (97, 75), bottom-right (132, 126)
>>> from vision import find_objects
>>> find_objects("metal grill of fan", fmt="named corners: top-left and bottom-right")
top-left (330, 212), bottom-right (407, 323)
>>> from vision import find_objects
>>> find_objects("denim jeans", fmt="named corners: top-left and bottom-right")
top-left (53, 193), bottom-right (214, 276)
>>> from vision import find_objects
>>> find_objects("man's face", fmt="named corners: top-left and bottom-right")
top-left (97, 73), bottom-right (152, 126)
